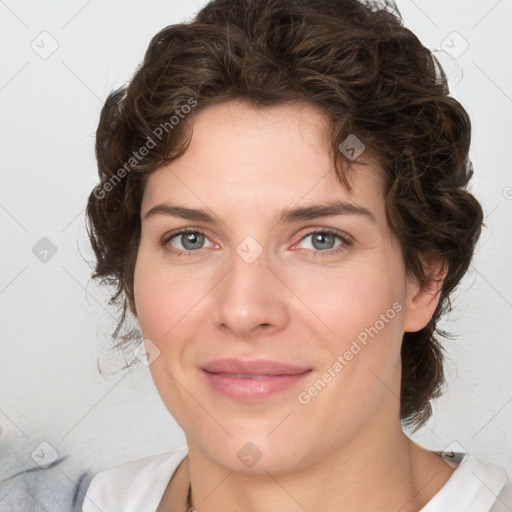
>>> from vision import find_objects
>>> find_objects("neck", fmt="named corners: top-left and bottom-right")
top-left (183, 424), bottom-right (454, 512)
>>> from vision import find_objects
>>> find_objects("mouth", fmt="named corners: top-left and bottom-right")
top-left (200, 361), bottom-right (313, 402)
top-left (207, 373), bottom-right (284, 379)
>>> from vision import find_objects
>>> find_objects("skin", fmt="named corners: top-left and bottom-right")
top-left (133, 99), bottom-right (454, 512)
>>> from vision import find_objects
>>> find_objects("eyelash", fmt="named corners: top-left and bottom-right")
top-left (161, 227), bottom-right (353, 258)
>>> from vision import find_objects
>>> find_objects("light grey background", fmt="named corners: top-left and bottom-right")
top-left (1, 1), bottom-right (511, 510)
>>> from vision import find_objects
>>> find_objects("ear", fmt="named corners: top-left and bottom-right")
top-left (402, 256), bottom-right (447, 333)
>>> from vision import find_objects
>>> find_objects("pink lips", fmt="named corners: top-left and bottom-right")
top-left (201, 358), bottom-right (313, 402)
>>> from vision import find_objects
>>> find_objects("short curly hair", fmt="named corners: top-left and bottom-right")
top-left (86, 0), bottom-right (484, 431)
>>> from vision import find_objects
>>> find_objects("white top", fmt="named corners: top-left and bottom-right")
top-left (82, 447), bottom-right (512, 512)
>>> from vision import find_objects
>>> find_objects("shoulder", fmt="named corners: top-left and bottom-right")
top-left (491, 477), bottom-right (512, 512)
top-left (421, 452), bottom-right (512, 512)
top-left (82, 446), bottom-right (188, 512)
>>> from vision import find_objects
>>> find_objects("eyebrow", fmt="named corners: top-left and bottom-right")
top-left (143, 200), bottom-right (377, 225)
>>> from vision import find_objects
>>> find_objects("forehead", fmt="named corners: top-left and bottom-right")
top-left (141, 100), bottom-right (386, 226)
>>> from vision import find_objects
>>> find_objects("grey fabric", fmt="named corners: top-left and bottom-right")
top-left (0, 446), bottom-right (92, 512)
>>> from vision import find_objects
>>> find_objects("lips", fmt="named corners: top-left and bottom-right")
top-left (200, 358), bottom-right (313, 402)
top-left (201, 358), bottom-right (312, 376)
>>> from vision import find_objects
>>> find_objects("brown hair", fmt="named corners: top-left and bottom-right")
top-left (86, 0), bottom-right (483, 431)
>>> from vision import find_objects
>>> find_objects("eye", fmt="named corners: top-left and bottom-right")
top-left (294, 229), bottom-right (353, 256)
top-left (162, 228), bottom-right (215, 255)
top-left (161, 227), bottom-right (353, 257)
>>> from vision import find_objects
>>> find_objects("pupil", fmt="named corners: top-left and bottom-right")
top-left (184, 233), bottom-right (203, 250)
top-left (314, 233), bottom-right (334, 250)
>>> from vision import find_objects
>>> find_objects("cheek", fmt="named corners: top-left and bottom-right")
top-left (298, 260), bottom-right (405, 342)
top-left (133, 259), bottom-right (166, 336)
top-left (133, 250), bottom-right (199, 338)
top-left (133, 255), bottom-right (199, 419)
top-left (295, 268), bottom-right (406, 435)
top-left (310, 262), bottom-right (407, 401)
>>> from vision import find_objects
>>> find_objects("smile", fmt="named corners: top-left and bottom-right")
top-left (201, 369), bottom-right (312, 402)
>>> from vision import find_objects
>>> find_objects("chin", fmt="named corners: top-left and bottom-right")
top-left (189, 432), bottom-right (313, 475)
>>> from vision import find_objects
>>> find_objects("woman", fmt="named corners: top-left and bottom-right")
top-left (82, 0), bottom-right (511, 510)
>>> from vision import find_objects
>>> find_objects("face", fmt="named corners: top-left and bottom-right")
top-left (133, 99), bottom-right (434, 474)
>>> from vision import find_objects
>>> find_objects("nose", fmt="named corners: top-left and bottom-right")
top-left (212, 244), bottom-right (289, 339)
